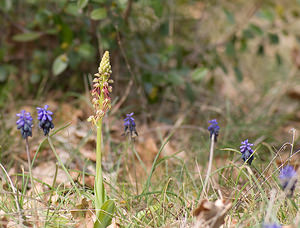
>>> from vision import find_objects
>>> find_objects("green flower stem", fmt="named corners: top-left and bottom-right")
top-left (25, 138), bottom-right (39, 222)
top-left (47, 136), bottom-right (80, 195)
top-left (25, 138), bottom-right (36, 195)
top-left (95, 118), bottom-right (106, 217)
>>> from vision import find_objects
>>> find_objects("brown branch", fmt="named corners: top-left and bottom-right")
top-left (187, 1), bottom-right (262, 62)
top-left (0, 9), bottom-right (28, 33)
top-left (110, 26), bottom-right (135, 115)
top-left (123, 0), bottom-right (133, 23)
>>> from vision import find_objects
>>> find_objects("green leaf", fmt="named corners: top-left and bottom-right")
top-left (12, 32), bottom-right (41, 42)
top-left (276, 52), bottom-right (282, 65)
top-left (137, 204), bottom-right (160, 221)
top-left (65, 3), bottom-right (80, 16)
top-left (52, 54), bottom-right (69, 76)
top-left (234, 66), bottom-right (243, 82)
top-left (249, 24), bottom-right (263, 36)
top-left (268, 33), bottom-right (279, 45)
top-left (258, 9), bottom-right (274, 22)
top-left (94, 200), bottom-right (115, 228)
top-left (191, 67), bottom-right (208, 82)
top-left (0, 0), bottom-right (12, 11)
top-left (185, 82), bottom-right (195, 103)
top-left (144, 53), bottom-right (160, 67)
top-left (78, 0), bottom-right (89, 9)
top-left (0, 66), bottom-right (8, 82)
top-left (214, 53), bottom-right (228, 74)
top-left (61, 23), bottom-right (73, 44)
top-left (225, 41), bottom-right (235, 57)
top-left (240, 38), bottom-right (247, 52)
top-left (166, 71), bottom-right (183, 85)
top-left (223, 8), bottom-right (235, 24)
top-left (78, 43), bottom-right (95, 59)
top-left (90, 8), bottom-right (107, 20)
top-left (242, 29), bottom-right (254, 39)
top-left (30, 74), bottom-right (40, 84)
top-left (45, 28), bottom-right (58, 35)
top-left (257, 44), bottom-right (264, 56)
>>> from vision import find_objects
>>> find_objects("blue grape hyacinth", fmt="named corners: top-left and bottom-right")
top-left (124, 112), bottom-right (138, 137)
top-left (208, 119), bottom-right (220, 142)
top-left (240, 139), bottom-right (254, 165)
top-left (16, 110), bottom-right (33, 139)
top-left (279, 165), bottom-right (297, 197)
top-left (37, 105), bottom-right (54, 136)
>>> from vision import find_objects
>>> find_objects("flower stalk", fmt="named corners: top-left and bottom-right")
top-left (16, 110), bottom-right (37, 223)
top-left (200, 119), bottom-right (220, 201)
top-left (95, 119), bottom-right (105, 210)
top-left (16, 111), bottom-right (35, 193)
top-left (88, 51), bottom-right (115, 227)
top-left (25, 138), bottom-right (35, 195)
top-left (36, 105), bottom-right (80, 195)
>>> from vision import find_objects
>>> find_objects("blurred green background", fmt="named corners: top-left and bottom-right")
top-left (1, 0), bottom-right (300, 142)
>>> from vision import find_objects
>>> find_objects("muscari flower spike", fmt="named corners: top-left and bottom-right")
top-left (264, 223), bottom-right (282, 228)
top-left (87, 51), bottom-right (113, 124)
top-left (240, 139), bottom-right (254, 165)
top-left (279, 165), bottom-right (297, 197)
top-left (123, 112), bottom-right (138, 138)
top-left (37, 105), bottom-right (54, 136)
top-left (16, 110), bottom-right (33, 139)
top-left (208, 119), bottom-right (220, 142)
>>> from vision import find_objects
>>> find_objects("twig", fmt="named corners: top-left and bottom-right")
top-left (110, 26), bottom-right (135, 115)
top-left (111, 79), bottom-right (133, 115)
top-left (123, 0), bottom-right (133, 23)
top-left (289, 128), bottom-right (296, 163)
top-left (0, 9), bottom-right (28, 32)
top-left (187, 2), bottom-right (262, 61)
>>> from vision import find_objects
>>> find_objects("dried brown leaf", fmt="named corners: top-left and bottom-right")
top-left (32, 161), bottom-right (69, 186)
top-left (136, 136), bottom-right (158, 167)
top-left (72, 198), bottom-right (94, 228)
top-left (107, 218), bottom-right (120, 228)
top-left (0, 210), bottom-right (8, 227)
top-left (193, 199), bottom-right (231, 228)
top-left (57, 103), bottom-right (84, 124)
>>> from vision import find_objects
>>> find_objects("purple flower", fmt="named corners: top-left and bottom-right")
top-left (37, 105), bottom-right (54, 136)
top-left (208, 119), bottom-right (220, 142)
top-left (279, 165), bottom-right (297, 197)
top-left (240, 139), bottom-right (254, 165)
top-left (16, 110), bottom-right (33, 139)
top-left (123, 112), bottom-right (138, 137)
top-left (264, 224), bottom-right (281, 228)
